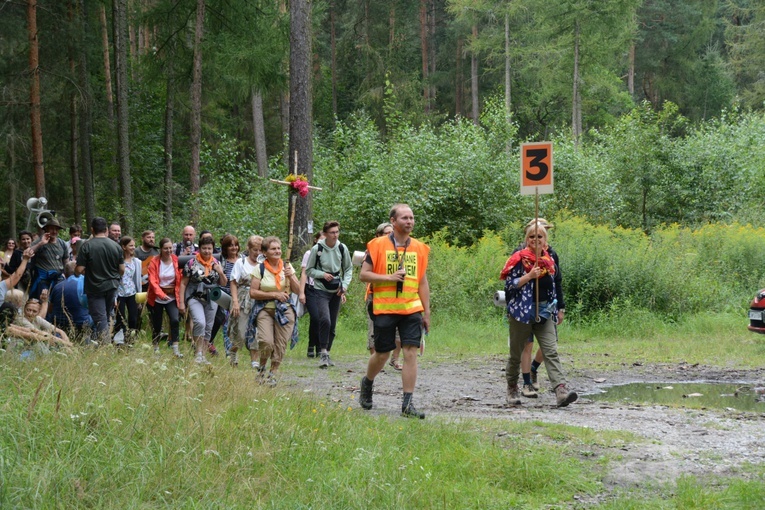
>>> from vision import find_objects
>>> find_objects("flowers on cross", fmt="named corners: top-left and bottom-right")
top-left (284, 173), bottom-right (310, 197)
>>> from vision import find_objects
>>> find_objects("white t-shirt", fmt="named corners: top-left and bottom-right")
top-left (230, 257), bottom-right (259, 285)
top-left (155, 260), bottom-right (177, 304)
top-left (301, 250), bottom-right (315, 287)
top-left (158, 260), bottom-right (176, 288)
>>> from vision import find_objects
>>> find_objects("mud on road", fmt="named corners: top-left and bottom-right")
top-left (285, 353), bottom-right (765, 497)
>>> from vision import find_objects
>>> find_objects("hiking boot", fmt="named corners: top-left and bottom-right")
top-left (319, 352), bottom-right (330, 369)
top-left (153, 345), bottom-right (161, 356)
top-left (521, 383), bottom-right (538, 398)
top-left (208, 344), bottom-right (219, 356)
top-left (229, 351), bottom-right (239, 368)
top-left (401, 403), bottom-right (425, 419)
top-left (359, 377), bottom-right (373, 410)
top-left (195, 352), bottom-right (210, 365)
top-left (266, 372), bottom-right (277, 387)
top-left (307, 347), bottom-right (316, 358)
top-left (256, 365), bottom-right (267, 384)
top-left (530, 370), bottom-right (540, 391)
top-left (555, 384), bottom-right (578, 407)
top-left (327, 354), bottom-right (335, 367)
top-left (506, 384), bottom-right (521, 406)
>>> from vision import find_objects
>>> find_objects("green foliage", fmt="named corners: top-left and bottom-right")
top-left (313, 105), bottom-right (522, 249)
top-left (182, 135), bottom-right (287, 242)
top-left (333, 217), bottom-right (765, 332)
top-left (425, 230), bottom-right (510, 322)
top-left (552, 217), bottom-right (765, 320)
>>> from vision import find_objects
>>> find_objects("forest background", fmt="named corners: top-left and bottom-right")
top-left (2, 0), bottom-right (765, 323)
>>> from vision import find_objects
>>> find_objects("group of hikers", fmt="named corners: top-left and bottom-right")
top-left (0, 203), bottom-right (577, 418)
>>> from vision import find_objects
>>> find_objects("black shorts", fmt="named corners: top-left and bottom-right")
top-left (372, 312), bottom-right (423, 353)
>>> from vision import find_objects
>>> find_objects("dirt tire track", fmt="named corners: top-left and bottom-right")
top-left (286, 354), bottom-right (765, 493)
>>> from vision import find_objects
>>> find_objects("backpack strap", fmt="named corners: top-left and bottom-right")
top-left (259, 262), bottom-right (265, 279)
top-left (313, 243), bottom-right (347, 278)
top-left (313, 244), bottom-right (324, 271)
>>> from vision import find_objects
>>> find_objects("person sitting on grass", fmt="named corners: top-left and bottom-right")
top-left (1, 291), bottom-right (73, 351)
top-left (17, 298), bottom-right (73, 347)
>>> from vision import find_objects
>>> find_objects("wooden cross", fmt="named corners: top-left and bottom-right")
top-left (269, 151), bottom-right (322, 260)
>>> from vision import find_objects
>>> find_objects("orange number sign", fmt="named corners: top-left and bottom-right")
top-left (520, 142), bottom-right (554, 195)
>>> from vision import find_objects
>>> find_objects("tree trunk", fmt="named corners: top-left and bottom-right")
top-left (128, 0), bottom-right (136, 65)
top-left (420, 0), bottom-right (430, 113)
top-left (428, 0), bottom-right (436, 104)
top-left (628, 42), bottom-right (635, 97)
top-left (77, 0), bottom-right (95, 226)
top-left (505, 13), bottom-right (511, 120)
top-left (28, 0), bottom-right (45, 198)
top-left (279, 92), bottom-right (290, 169)
top-left (113, 0), bottom-right (134, 233)
top-left (67, 0), bottom-right (81, 224)
top-left (8, 137), bottom-right (17, 240)
top-left (251, 89), bottom-right (268, 177)
top-left (70, 94), bottom-right (81, 224)
top-left (455, 36), bottom-right (462, 116)
top-left (388, 5), bottom-right (395, 54)
top-left (279, 0), bottom-right (289, 171)
top-left (331, 1), bottom-right (338, 117)
top-left (471, 24), bottom-right (479, 125)
top-left (505, 12), bottom-right (512, 153)
top-left (572, 20), bottom-right (582, 146)
top-left (189, 0), bottom-right (205, 207)
top-left (362, 0), bottom-right (370, 83)
top-left (288, 0), bottom-right (313, 259)
top-left (164, 71), bottom-right (174, 228)
top-left (99, 4), bottom-right (114, 125)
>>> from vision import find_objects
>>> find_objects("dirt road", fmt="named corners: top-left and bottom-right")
top-left (286, 354), bottom-right (765, 494)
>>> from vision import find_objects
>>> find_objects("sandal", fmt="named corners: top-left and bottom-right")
top-left (388, 358), bottom-right (403, 371)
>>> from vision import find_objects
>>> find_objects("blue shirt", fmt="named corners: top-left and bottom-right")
top-left (504, 263), bottom-right (558, 324)
top-left (48, 275), bottom-right (92, 328)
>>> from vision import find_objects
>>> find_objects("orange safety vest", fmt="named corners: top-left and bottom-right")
top-left (367, 235), bottom-right (429, 315)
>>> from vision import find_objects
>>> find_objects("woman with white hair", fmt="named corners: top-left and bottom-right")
top-left (501, 222), bottom-right (577, 408)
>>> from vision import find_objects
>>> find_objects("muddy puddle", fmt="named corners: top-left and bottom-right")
top-left (587, 381), bottom-right (765, 412)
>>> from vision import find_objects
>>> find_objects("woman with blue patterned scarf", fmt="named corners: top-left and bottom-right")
top-left (501, 223), bottom-right (577, 408)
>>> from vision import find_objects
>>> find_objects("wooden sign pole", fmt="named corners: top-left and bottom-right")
top-left (534, 187), bottom-right (540, 322)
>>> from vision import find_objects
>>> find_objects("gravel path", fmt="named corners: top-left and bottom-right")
top-left (283, 353), bottom-right (765, 493)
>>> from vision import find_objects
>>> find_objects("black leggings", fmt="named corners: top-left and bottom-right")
top-left (115, 295), bottom-right (138, 333)
top-left (151, 300), bottom-right (180, 344)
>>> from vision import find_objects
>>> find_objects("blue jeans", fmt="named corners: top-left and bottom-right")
top-left (88, 289), bottom-right (118, 344)
top-left (30, 268), bottom-right (62, 299)
top-left (305, 286), bottom-right (341, 352)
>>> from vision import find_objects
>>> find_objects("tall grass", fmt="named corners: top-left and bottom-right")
top-left (0, 348), bottom-right (602, 508)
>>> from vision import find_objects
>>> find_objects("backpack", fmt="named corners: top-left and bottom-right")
top-left (313, 242), bottom-right (347, 272)
top-left (312, 243), bottom-right (348, 291)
